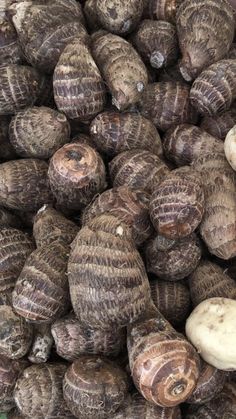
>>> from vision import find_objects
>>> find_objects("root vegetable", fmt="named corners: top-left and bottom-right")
top-left (68, 214), bottom-right (151, 329)
top-left (189, 260), bottom-right (236, 306)
top-left (185, 396), bottom-right (229, 419)
top-left (81, 186), bottom-right (153, 246)
top-left (0, 159), bottom-right (53, 211)
top-left (200, 108), bottom-right (236, 140)
top-left (90, 111), bottom-right (163, 157)
top-left (109, 149), bottom-right (169, 194)
top-left (186, 297), bottom-right (236, 370)
top-left (12, 240), bottom-right (70, 323)
top-left (224, 125), bottom-right (236, 170)
top-left (96, 0), bottom-right (144, 35)
top-left (63, 355), bottom-right (129, 418)
top-left (0, 305), bottom-right (33, 359)
top-left (28, 324), bottom-right (53, 364)
top-left (84, 0), bottom-right (100, 31)
top-left (190, 60), bottom-right (236, 116)
top-left (132, 20), bottom-right (178, 69)
top-left (139, 81), bottom-right (196, 131)
top-left (48, 143), bottom-right (107, 211)
top-left (145, 233), bottom-right (201, 281)
top-left (0, 17), bottom-right (22, 65)
top-left (0, 208), bottom-right (21, 229)
top-left (163, 124), bottom-right (224, 166)
top-left (148, 0), bottom-right (182, 23)
top-left (92, 33), bottom-right (148, 110)
top-left (0, 357), bottom-right (28, 413)
top-left (9, 106), bottom-right (70, 159)
top-left (51, 314), bottom-right (126, 361)
top-left (177, 0), bottom-right (234, 82)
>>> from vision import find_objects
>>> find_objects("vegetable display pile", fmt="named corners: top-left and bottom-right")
top-left (1, 0), bottom-right (236, 418)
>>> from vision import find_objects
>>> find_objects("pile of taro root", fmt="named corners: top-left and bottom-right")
top-left (2, 0), bottom-right (236, 418)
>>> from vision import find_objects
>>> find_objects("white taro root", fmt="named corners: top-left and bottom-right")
top-left (224, 125), bottom-right (236, 171)
top-left (186, 297), bottom-right (236, 370)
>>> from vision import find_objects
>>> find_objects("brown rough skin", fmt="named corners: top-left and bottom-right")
top-left (28, 324), bottom-right (53, 364)
top-left (51, 313), bottom-right (126, 361)
top-left (0, 159), bottom-right (53, 211)
top-left (221, 381), bottom-right (236, 418)
top-left (9, 106), bottom-right (70, 159)
top-left (33, 205), bottom-right (79, 248)
top-left (0, 208), bottom-right (21, 229)
top-left (184, 396), bottom-right (230, 419)
top-left (147, 0), bottom-right (182, 23)
top-left (190, 60), bottom-right (236, 116)
top-left (150, 278), bottom-right (191, 326)
top-left (0, 16), bottom-right (22, 65)
top-left (12, 240), bottom-right (70, 323)
top-left (0, 228), bottom-right (34, 294)
top-left (200, 108), bottom-right (236, 140)
top-left (163, 124), bottom-right (224, 166)
top-left (132, 20), bottom-right (178, 69)
top-left (11, 1), bottom-right (88, 73)
top-left (150, 171), bottom-right (205, 239)
top-left (193, 152), bottom-right (236, 259)
top-left (189, 260), bottom-right (236, 306)
top-left (109, 149), bottom-right (170, 194)
top-left (186, 359), bottom-right (227, 404)
top-left (81, 186), bottom-right (153, 246)
top-left (48, 143), bottom-right (107, 211)
top-left (0, 65), bottom-right (47, 115)
top-left (177, 0), bottom-right (235, 82)
top-left (0, 357), bottom-right (27, 413)
top-left (14, 363), bottom-right (74, 419)
top-left (84, 0), bottom-right (100, 32)
top-left (153, 234), bottom-right (176, 251)
top-left (145, 233), bottom-right (201, 281)
top-left (54, 38), bottom-right (106, 122)
top-left (113, 392), bottom-right (182, 418)
top-left (63, 355), bottom-right (129, 418)
top-left (68, 214), bottom-right (151, 329)
top-left (0, 116), bottom-right (17, 161)
top-left (127, 311), bottom-right (200, 407)
top-left (139, 82), bottom-right (196, 132)
top-left (158, 63), bottom-right (186, 83)
top-left (92, 33), bottom-right (148, 111)
top-left (72, 133), bottom-right (98, 150)
top-left (0, 305), bottom-right (33, 359)
top-left (90, 111), bottom-right (163, 157)
top-left (96, 0), bottom-right (143, 35)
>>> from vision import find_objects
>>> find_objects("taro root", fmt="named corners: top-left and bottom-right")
top-left (96, 0), bottom-right (143, 35)
top-left (113, 392), bottom-right (182, 418)
top-left (51, 313), bottom-right (126, 361)
top-left (81, 186), bottom-right (153, 246)
top-left (33, 205), bottom-right (79, 247)
top-left (163, 124), bottom-right (224, 166)
top-left (145, 233), bottom-right (201, 281)
top-left (190, 60), bottom-right (236, 116)
top-left (63, 355), bottom-right (129, 418)
top-left (127, 310), bottom-right (200, 407)
top-left (0, 116), bottom-right (17, 161)
top-left (9, 106), bottom-right (70, 159)
top-left (12, 240), bottom-right (70, 323)
top-left (184, 396), bottom-right (229, 419)
top-left (0, 16), bottom-right (22, 65)
top-left (11, 1), bottom-right (88, 73)
top-left (0, 357), bottom-right (27, 413)
top-left (92, 33), bottom-right (148, 110)
top-left (90, 111), bottom-right (163, 157)
top-left (28, 324), bottom-right (53, 364)
top-left (54, 38), bottom-right (106, 122)
top-left (139, 82), bottom-right (196, 132)
top-left (109, 149), bottom-right (169, 194)
top-left (186, 359), bottom-right (227, 404)
top-left (84, 0), bottom-right (100, 32)
top-left (148, 0), bottom-right (182, 23)
top-left (189, 260), bottom-right (236, 306)
top-left (150, 278), bottom-right (191, 326)
top-left (72, 133), bottom-right (98, 149)
top-left (0, 305), bottom-right (33, 359)
top-left (200, 108), bottom-right (236, 140)
top-left (0, 159), bottom-right (53, 211)
top-left (68, 214), bottom-right (151, 329)
top-left (48, 143), bottom-right (107, 211)
top-left (153, 234), bottom-right (176, 251)
top-left (132, 20), bottom-right (178, 69)
top-left (150, 170), bottom-right (205, 239)
top-left (177, 0), bottom-right (235, 82)
top-left (0, 65), bottom-right (46, 115)
top-left (14, 363), bottom-right (74, 419)
top-left (193, 152), bottom-right (236, 259)
top-left (0, 228), bottom-right (34, 294)
top-left (224, 125), bottom-right (236, 170)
